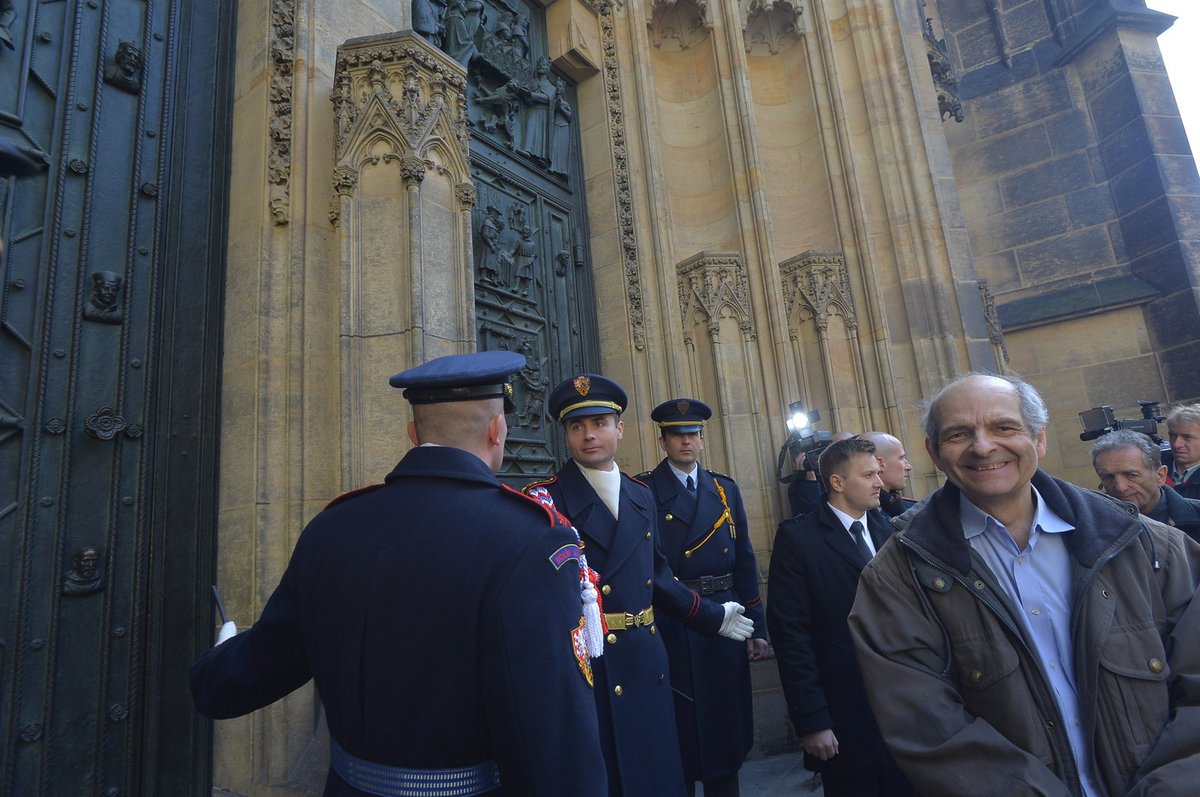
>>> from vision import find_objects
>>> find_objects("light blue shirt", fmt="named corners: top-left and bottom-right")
top-left (668, 461), bottom-right (699, 489)
top-left (960, 487), bottom-right (1098, 797)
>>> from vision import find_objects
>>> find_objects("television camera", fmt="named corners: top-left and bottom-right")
top-left (1078, 400), bottom-right (1169, 452)
top-left (777, 401), bottom-right (834, 481)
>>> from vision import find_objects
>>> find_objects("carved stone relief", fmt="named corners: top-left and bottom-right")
top-left (742, 0), bottom-right (804, 56)
top-left (269, 0), bottom-right (295, 225)
top-left (648, 0), bottom-right (711, 52)
top-left (0, 0), bottom-right (16, 51)
top-left (923, 4), bottom-right (963, 123)
top-left (598, 6), bottom-right (646, 350)
top-left (329, 40), bottom-right (471, 221)
top-left (104, 41), bottom-right (143, 94)
top-left (83, 270), bottom-right (124, 324)
top-left (780, 249), bottom-right (856, 334)
top-left (977, 278), bottom-right (1010, 365)
top-left (676, 251), bottom-right (753, 343)
top-left (62, 547), bottom-right (102, 596)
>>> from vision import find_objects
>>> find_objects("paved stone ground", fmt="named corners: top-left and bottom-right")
top-left (705, 752), bottom-right (820, 796)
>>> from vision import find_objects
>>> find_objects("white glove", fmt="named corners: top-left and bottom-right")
top-left (718, 601), bottom-right (753, 641)
top-left (217, 620), bottom-right (237, 645)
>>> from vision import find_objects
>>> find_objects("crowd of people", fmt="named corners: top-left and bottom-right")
top-left (189, 354), bottom-right (1200, 797)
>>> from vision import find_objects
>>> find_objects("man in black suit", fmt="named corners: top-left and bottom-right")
top-left (525, 375), bottom-right (754, 797)
top-left (191, 351), bottom-right (608, 797)
top-left (638, 398), bottom-right (768, 797)
top-left (1092, 428), bottom-right (1200, 543)
top-left (767, 437), bottom-right (913, 797)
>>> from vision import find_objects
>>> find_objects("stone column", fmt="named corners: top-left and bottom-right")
top-left (331, 33), bottom-right (477, 485)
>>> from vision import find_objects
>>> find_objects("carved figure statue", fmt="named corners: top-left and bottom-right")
top-left (412, 0), bottom-right (441, 46)
top-left (477, 204), bottom-right (505, 285)
top-left (550, 78), bottom-right (573, 175)
top-left (63, 548), bottom-right (102, 595)
top-left (513, 225), bottom-right (538, 297)
top-left (518, 57), bottom-right (555, 163)
top-left (443, 0), bottom-right (485, 66)
top-left (0, 0), bottom-right (17, 51)
top-left (105, 41), bottom-right (143, 93)
top-left (508, 12), bottom-right (530, 60)
top-left (475, 80), bottom-right (521, 148)
top-left (514, 337), bottom-right (548, 429)
top-left (84, 271), bottom-right (124, 324)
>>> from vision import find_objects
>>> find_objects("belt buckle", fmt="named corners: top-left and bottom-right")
top-left (700, 575), bottom-right (713, 594)
top-left (626, 611), bottom-right (640, 628)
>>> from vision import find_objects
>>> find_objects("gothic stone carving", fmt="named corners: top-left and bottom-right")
top-left (977, 278), bottom-right (1010, 364)
top-left (329, 37), bottom-right (471, 223)
top-left (599, 5), bottom-right (646, 350)
top-left (742, 0), bottom-right (804, 56)
top-left (923, 4), bottom-right (963, 123)
top-left (676, 251), bottom-right (753, 342)
top-left (269, 0), bottom-right (296, 225)
top-left (780, 249), bottom-right (856, 334)
top-left (648, 0), bottom-right (711, 51)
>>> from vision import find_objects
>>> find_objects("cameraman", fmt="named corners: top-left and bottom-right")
top-left (785, 433), bottom-right (855, 518)
top-left (1092, 429), bottom-right (1200, 543)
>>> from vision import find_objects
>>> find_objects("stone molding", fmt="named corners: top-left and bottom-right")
top-left (741, 0), bottom-right (804, 56)
top-left (268, 0), bottom-right (295, 225)
top-left (676, 251), bottom-right (753, 343)
top-left (976, 279), bottom-right (1009, 366)
top-left (598, 5), bottom-right (646, 350)
top-left (779, 249), bottom-right (856, 335)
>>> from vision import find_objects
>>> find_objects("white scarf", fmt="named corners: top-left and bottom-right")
top-left (578, 461), bottom-right (621, 520)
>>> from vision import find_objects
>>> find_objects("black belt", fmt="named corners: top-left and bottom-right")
top-left (683, 572), bottom-right (734, 595)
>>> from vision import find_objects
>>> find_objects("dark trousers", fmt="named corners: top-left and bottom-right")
top-left (685, 772), bottom-right (739, 797)
top-left (820, 755), bottom-right (913, 797)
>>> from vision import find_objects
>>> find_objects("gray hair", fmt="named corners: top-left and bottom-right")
top-left (1090, 428), bottom-right (1162, 472)
top-left (1167, 403), bottom-right (1200, 430)
top-left (920, 372), bottom-right (1049, 443)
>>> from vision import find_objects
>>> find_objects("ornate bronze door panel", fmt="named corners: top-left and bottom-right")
top-left (0, 1), bottom-right (231, 795)
top-left (435, 0), bottom-right (600, 480)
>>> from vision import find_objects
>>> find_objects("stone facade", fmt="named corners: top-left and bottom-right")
top-left (209, 0), bottom-right (1198, 792)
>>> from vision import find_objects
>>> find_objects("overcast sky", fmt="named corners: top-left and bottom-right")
top-left (1147, 0), bottom-right (1198, 155)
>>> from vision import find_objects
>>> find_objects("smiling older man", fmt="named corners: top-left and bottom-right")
top-left (849, 373), bottom-right (1200, 797)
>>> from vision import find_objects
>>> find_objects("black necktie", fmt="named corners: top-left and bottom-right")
top-left (686, 475), bottom-right (696, 494)
top-left (850, 520), bottom-right (872, 565)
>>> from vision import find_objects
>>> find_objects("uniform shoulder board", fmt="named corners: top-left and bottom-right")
top-left (500, 483), bottom-right (558, 526)
top-left (625, 472), bottom-right (650, 489)
top-left (634, 470), bottom-right (653, 482)
top-left (324, 482), bottom-right (386, 510)
top-left (705, 468), bottom-right (734, 482)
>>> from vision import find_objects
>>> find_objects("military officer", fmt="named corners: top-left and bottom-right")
top-left (191, 351), bottom-right (607, 797)
top-left (638, 398), bottom-right (767, 797)
top-left (525, 374), bottom-right (754, 797)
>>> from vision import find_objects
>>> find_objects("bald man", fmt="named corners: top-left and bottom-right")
top-left (858, 432), bottom-right (916, 517)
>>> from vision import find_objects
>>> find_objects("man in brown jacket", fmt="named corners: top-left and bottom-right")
top-left (849, 373), bottom-right (1200, 796)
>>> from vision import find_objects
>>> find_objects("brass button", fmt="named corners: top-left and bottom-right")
top-left (645, 579), bottom-right (652, 588)
top-left (601, 584), bottom-right (612, 595)
top-left (645, 531), bottom-right (652, 540)
top-left (684, 551), bottom-right (692, 558)
top-left (969, 670), bottom-right (982, 683)
top-left (650, 625), bottom-right (657, 635)
top-left (614, 685), bottom-right (623, 696)
top-left (1149, 658), bottom-right (1165, 674)
top-left (665, 514), bottom-right (674, 521)
top-left (723, 548), bottom-right (729, 555)
top-left (932, 577), bottom-right (946, 590)
top-left (607, 633), bottom-right (617, 644)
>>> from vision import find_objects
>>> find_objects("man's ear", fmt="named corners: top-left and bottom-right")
top-left (487, 413), bottom-right (505, 446)
top-left (657, 434), bottom-right (668, 454)
top-left (407, 421), bottom-right (420, 447)
top-left (827, 471), bottom-right (844, 495)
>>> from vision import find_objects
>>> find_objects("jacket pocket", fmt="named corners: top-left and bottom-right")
top-left (1095, 624), bottom-right (1170, 754)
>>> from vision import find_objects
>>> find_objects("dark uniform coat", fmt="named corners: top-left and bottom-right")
top-left (191, 446), bottom-right (607, 797)
top-left (767, 503), bottom-right (910, 791)
top-left (639, 461), bottom-right (765, 784)
top-left (527, 459), bottom-right (725, 797)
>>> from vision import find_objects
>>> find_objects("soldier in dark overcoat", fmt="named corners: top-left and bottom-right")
top-left (638, 398), bottom-right (767, 797)
top-left (525, 375), bottom-right (754, 797)
top-left (191, 351), bottom-right (607, 797)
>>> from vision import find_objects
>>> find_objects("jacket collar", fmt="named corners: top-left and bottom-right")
top-left (1163, 485), bottom-right (1200, 526)
top-left (385, 445), bottom-right (500, 487)
top-left (899, 469), bottom-right (1140, 576)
